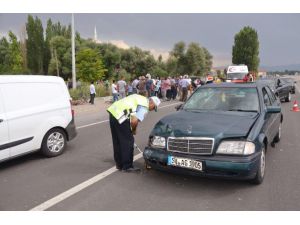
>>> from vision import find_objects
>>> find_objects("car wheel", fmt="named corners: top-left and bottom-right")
top-left (274, 122), bottom-right (282, 143)
top-left (251, 147), bottom-right (266, 185)
top-left (285, 92), bottom-right (291, 102)
top-left (144, 161), bottom-right (152, 170)
top-left (41, 128), bottom-right (67, 157)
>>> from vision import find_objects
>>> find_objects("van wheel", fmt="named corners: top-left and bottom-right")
top-left (273, 122), bottom-right (282, 143)
top-left (251, 147), bottom-right (266, 185)
top-left (41, 128), bottom-right (67, 157)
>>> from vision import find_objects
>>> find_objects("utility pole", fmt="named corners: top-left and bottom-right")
top-left (71, 13), bottom-right (76, 89)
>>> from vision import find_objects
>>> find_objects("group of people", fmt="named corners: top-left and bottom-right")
top-left (108, 74), bottom-right (203, 103)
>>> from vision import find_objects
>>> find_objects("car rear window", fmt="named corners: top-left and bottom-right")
top-left (183, 87), bottom-right (259, 112)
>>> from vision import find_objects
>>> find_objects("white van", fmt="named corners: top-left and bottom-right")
top-left (0, 75), bottom-right (77, 162)
top-left (226, 65), bottom-right (249, 83)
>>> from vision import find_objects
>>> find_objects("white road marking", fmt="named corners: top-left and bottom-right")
top-left (30, 153), bottom-right (143, 211)
top-left (29, 101), bottom-right (180, 211)
top-left (77, 101), bottom-right (180, 129)
top-left (77, 120), bottom-right (109, 129)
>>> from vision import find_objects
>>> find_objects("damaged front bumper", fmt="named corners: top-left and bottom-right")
top-left (143, 147), bottom-right (260, 180)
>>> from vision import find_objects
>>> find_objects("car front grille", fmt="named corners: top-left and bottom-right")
top-left (167, 137), bottom-right (214, 155)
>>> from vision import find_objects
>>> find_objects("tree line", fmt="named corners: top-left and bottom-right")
top-left (0, 15), bottom-right (213, 82)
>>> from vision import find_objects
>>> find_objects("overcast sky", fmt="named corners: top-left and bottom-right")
top-left (0, 13), bottom-right (299, 67)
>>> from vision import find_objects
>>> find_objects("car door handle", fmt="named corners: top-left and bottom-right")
top-left (0, 119), bottom-right (3, 123)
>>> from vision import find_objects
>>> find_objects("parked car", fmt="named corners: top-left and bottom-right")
top-left (0, 75), bottom-right (77, 163)
top-left (143, 82), bottom-right (282, 184)
top-left (274, 78), bottom-right (293, 102)
top-left (280, 77), bottom-right (296, 94)
top-left (260, 78), bottom-right (292, 102)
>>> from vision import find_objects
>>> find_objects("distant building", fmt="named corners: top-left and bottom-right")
top-left (258, 69), bottom-right (267, 78)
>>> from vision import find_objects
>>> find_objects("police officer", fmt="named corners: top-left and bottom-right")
top-left (107, 94), bottom-right (161, 172)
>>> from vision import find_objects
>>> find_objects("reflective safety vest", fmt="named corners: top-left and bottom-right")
top-left (107, 94), bottom-right (149, 124)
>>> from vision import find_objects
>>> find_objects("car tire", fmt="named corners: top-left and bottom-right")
top-left (285, 92), bottom-right (291, 102)
top-left (41, 128), bottom-right (67, 157)
top-left (273, 122), bottom-right (282, 143)
top-left (144, 162), bottom-right (152, 170)
top-left (251, 147), bottom-right (266, 185)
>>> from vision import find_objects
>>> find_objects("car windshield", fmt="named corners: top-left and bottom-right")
top-left (227, 73), bottom-right (247, 80)
top-left (183, 87), bottom-right (259, 112)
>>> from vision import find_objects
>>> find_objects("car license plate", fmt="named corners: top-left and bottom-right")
top-left (167, 156), bottom-right (202, 171)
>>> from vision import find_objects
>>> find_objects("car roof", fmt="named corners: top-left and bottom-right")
top-left (0, 75), bottom-right (65, 84)
top-left (203, 82), bottom-right (264, 88)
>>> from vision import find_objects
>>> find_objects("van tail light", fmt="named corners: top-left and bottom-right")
top-left (70, 100), bottom-right (75, 118)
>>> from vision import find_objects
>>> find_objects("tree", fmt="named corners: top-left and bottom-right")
top-left (0, 37), bottom-right (10, 73)
top-left (26, 15), bottom-right (44, 74)
top-left (19, 25), bottom-right (28, 73)
top-left (203, 47), bottom-right (213, 74)
top-left (185, 42), bottom-right (205, 76)
top-left (0, 31), bottom-right (23, 74)
top-left (7, 31), bottom-right (23, 74)
top-left (170, 41), bottom-right (186, 74)
top-left (232, 26), bottom-right (260, 72)
top-left (44, 19), bottom-right (53, 74)
top-left (76, 48), bottom-right (107, 82)
top-left (49, 36), bottom-right (72, 79)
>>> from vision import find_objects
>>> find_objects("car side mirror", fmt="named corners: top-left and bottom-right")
top-left (266, 106), bottom-right (281, 113)
top-left (175, 104), bottom-right (183, 111)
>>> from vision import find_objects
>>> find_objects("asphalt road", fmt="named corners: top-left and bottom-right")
top-left (1, 79), bottom-right (300, 211)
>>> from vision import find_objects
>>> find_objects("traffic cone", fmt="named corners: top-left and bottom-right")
top-left (291, 100), bottom-right (300, 112)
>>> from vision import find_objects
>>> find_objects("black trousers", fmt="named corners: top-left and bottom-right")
top-left (171, 86), bottom-right (177, 100)
top-left (89, 93), bottom-right (95, 104)
top-left (109, 114), bottom-right (134, 170)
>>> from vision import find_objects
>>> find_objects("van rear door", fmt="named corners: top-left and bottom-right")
top-left (0, 86), bottom-right (10, 161)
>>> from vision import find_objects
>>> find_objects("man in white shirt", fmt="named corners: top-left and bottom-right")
top-left (89, 81), bottom-right (96, 104)
top-left (111, 80), bottom-right (118, 102)
top-left (132, 77), bottom-right (139, 94)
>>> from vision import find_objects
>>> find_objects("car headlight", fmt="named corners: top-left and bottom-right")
top-left (150, 136), bottom-right (166, 148)
top-left (216, 141), bottom-right (255, 155)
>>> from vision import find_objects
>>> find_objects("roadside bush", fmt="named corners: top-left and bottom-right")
top-left (69, 82), bottom-right (109, 102)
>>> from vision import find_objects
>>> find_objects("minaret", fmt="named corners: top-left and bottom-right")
top-left (94, 26), bottom-right (98, 42)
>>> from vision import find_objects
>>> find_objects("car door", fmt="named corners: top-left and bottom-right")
top-left (0, 86), bottom-right (10, 161)
top-left (275, 79), bottom-right (285, 100)
top-left (262, 87), bottom-right (274, 141)
top-left (266, 86), bottom-right (281, 139)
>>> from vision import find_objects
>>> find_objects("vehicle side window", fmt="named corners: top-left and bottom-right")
top-left (262, 88), bottom-right (271, 106)
top-left (265, 86), bottom-right (276, 104)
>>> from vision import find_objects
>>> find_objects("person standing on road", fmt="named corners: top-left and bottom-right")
top-left (127, 79), bottom-right (133, 96)
top-left (170, 76), bottom-right (177, 100)
top-left (89, 81), bottom-right (96, 105)
top-left (137, 76), bottom-right (147, 96)
top-left (107, 94), bottom-right (161, 172)
top-left (146, 74), bottom-right (154, 97)
top-left (111, 80), bottom-right (119, 102)
top-left (132, 77), bottom-right (139, 94)
top-left (117, 76), bottom-right (127, 99)
top-left (179, 75), bottom-right (190, 102)
top-left (154, 77), bottom-right (161, 97)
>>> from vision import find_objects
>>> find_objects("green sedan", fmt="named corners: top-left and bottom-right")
top-left (143, 81), bottom-right (282, 184)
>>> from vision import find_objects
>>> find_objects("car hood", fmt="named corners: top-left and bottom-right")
top-left (151, 110), bottom-right (258, 139)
